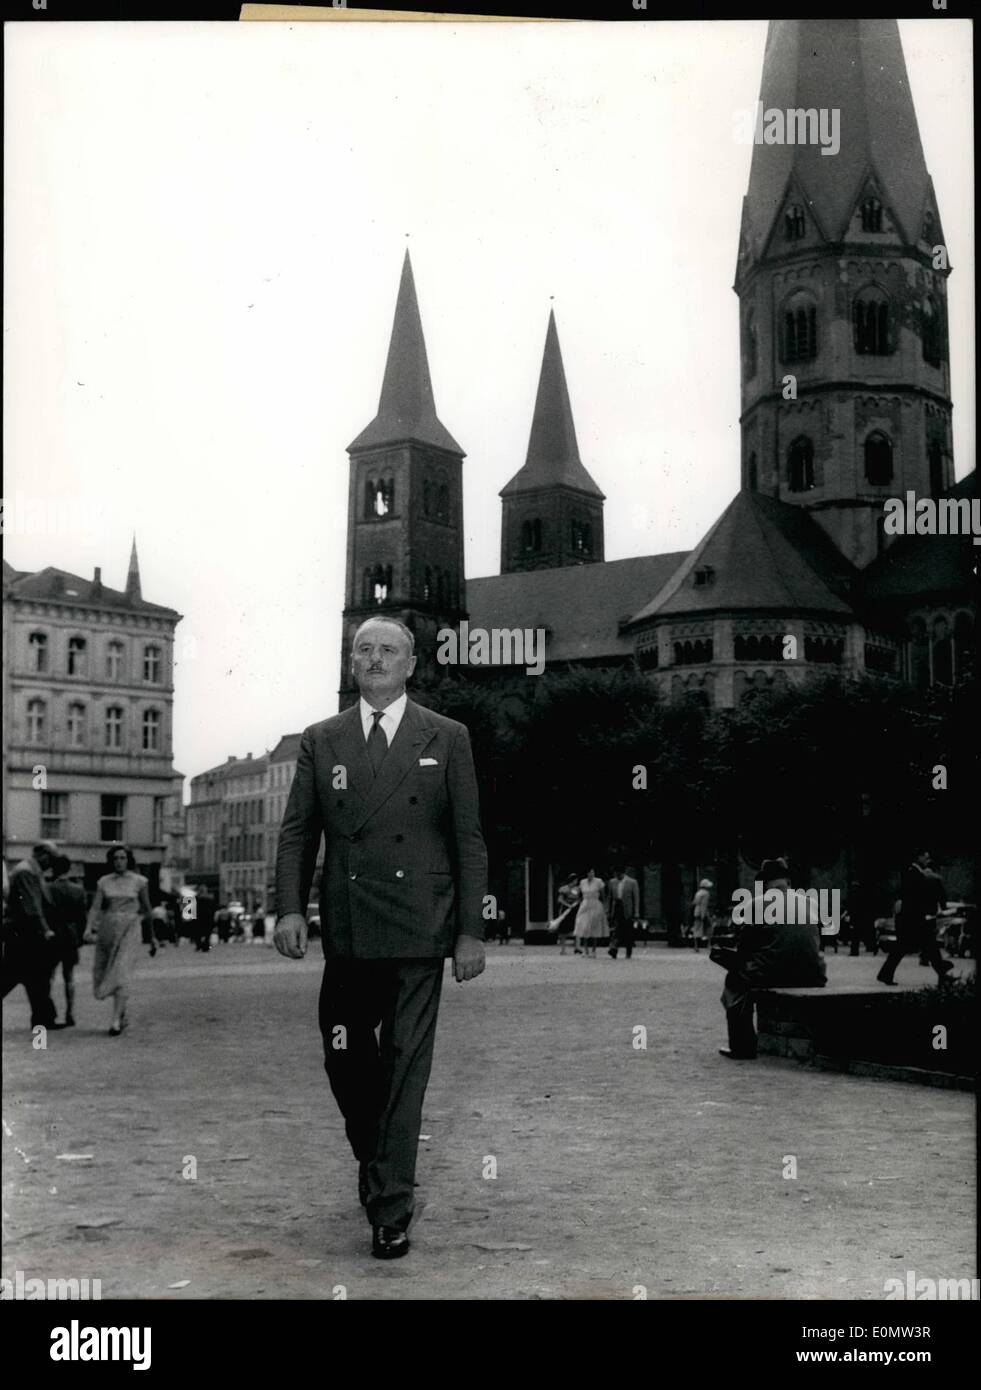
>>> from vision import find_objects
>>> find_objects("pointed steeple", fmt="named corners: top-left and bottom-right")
top-left (501, 310), bottom-right (604, 499)
top-left (125, 535), bottom-right (142, 602)
top-left (348, 251), bottom-right (463, 455)
top-left (742, 20), bottom-right (932, 262)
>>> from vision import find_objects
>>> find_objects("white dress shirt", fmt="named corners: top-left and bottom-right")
top-left (359, 691), bottom-right (407, 747)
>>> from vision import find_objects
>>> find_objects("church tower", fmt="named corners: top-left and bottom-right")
top-left (500, 309), bottom-right (605, 573)
top-left (735, 19), bottom-right (953, 570)
top-left (340, 251), bottom-right (467, 705)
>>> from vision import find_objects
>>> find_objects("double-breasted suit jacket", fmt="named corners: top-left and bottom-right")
top-left (275, 699), bottom-right (488, 959)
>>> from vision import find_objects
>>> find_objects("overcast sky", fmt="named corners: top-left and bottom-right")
top-left (4, 19), bottom-right (974, 790)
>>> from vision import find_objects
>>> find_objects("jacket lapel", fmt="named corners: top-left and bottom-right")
top-left (328, 705), bottom-right (373, 812)
top-left (352, 700), bottom-right (437, 832)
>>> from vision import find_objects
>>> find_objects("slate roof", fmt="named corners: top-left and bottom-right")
top-left (3, 563), bottom-right (181, 619)
top-left (861, 471), bottom-right (978, 603)
top-left (742, 20), bottom-right (934, 258)
top-left (465, 552), bottom-right (687, 663)
top-left (348, 251), bottom-right (464, 456)
top-left (625, 491), bottom-right (858, 626)
top-left (269, 733), bottom-right (303, 764)
top-left (500, 309), bottom-right (604, 500)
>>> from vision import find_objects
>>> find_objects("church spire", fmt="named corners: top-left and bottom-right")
top-left (348, 250), bottom-right (463, 456)
top-left (501, 309), bottom-right (604, 499)
top-left (740, 19), bottom-right (934, 265)
top-left (125, 535), bottom-right (142, 602)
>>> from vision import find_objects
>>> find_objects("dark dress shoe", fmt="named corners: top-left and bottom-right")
top-left (372, 1225), bottom-right (410, 1260)
top-left (358, 1163), bottom-right (369, 1208)
top-left (876, 972), bottom-right (896, 985)
top-left (718, 1047), bottom-right (756, 1060)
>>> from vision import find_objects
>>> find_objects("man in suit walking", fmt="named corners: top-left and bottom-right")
top-left (876, 848), bottom-right (953, 986)
top-left (274, 616), bottom-right (488, 1259)
top-left (607, 867), bottom-right (640, 959)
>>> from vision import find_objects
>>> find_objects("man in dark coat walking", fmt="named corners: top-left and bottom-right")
top-left (275, 617), bottom-right (488, 1259)
top-left (876, 849), bottom-right (953, 986)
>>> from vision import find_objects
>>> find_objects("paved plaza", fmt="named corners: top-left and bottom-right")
top-left (2, 943), bottom-right (975, 1301)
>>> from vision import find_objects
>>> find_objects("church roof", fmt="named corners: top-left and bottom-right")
top-left (500, 310), bottom-right (604, 499)
top-left (625, 491), bottom-right (859, 626)
top-left (862, 470), bottom-right (978, 603)
top-left (348, 251), bottom-right (464, 456)
top-left (466, 552), bottom-right (687, 664)
top-left (742, 20), bottom-right (933, 258)
top-left (3, 563), bottom-right (180, 618)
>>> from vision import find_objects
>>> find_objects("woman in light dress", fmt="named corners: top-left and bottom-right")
top-left (573, 869), bottom-right (607, 958)
top-left (84, 845), bottom-right (151, 1036)
top-left (691, 878), bottom-right (714, 952)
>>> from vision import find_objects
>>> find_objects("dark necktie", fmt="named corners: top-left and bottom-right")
top-left (367, 710), bottom-right (388, 778)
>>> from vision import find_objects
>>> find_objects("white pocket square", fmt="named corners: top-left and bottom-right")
top-left (419, 757), bottom-right (439, 766)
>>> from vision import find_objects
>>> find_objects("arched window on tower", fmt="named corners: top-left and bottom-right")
top-left (860, 196), bottom-right (883, 232)
top-left (853, 288), bottom-right (892, 355)
top-left (784, 204), bottom-right (805, 240)
top-left (921, 295), bottom-right (942, 366)
top-left (423, 567), bottom-right (433, 602)
top-left (745, 311), bottom-right (758, 378)
top-left (928, 442), bottom-right (944, 497)
top-left (783, 295), bottom-right (817, 362)
top-left (423, 480), bottom-right (433, 517)
top-left (371, 565), bottom-right (392, 605)
top-left (437, 483), bottom-right (449, 523)
top-left (787, 437), bottom-right (815, 493)
top-left (953, 612), bottom-right (974, 684)
top-left (747, 453), bottom-right (758, 491)
top-left (571, 518), bottom-right (593, 558)
top-left (28, 631), bottom-right (48, 673)
top-left (864, 432), bottom-right (893, 486)
top-left (521, 518), bottom-right (543, 554)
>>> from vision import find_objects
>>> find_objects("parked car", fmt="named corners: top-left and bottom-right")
top-left (938, 903), bottom-right (976, 958)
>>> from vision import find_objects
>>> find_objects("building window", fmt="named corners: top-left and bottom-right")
top-left (67, 636), bottom-right (87, 676)
top-left (865, 644), bottom-right (897, 675)
top-left (436, 483), bottom-right (449, 524)
top-left (571, 518), bottom-right (593, 557)
top-left (365, 478), bottom-right (394, 518)
top-left (67, 702), bottom-right (86, 748)
top-left (153, 796), bottom-right (166, 843)
top-left (105, 705), bottom-right (124, 750)
top-left (364, 564), bottom-right (392, 605)
top-left (860, 197), bottom-right (883, 232)
top-left (106, 641), bottom-right (124, 680)
top-left (673, 638), bottom-right (713, 666)
top-left (521, 518), bottom-right (543, 553)
top-left (692, 567), bottom-right (715, 588)
top-left (143, 709), bottom-right (161, 752)
top-left (787, 436), bottom-right (815, 493)
top-left (853, 289), bottom-right (892, 355)
top-left (143, 646), bottom-right (162, 683)
top-left (423, 566), bottom-right (433, 602)
top-left (28, 631), bottom-right (48, 672)
top-left (864, 432), bottom-right (893, 486)
top-left (928, 442), bottom-right (944, 497)
top-left (921, 295), bottom-right (942, 366)
top-left (745, 311), bottom-right (758, 378)
top-left (783, 299), bottom-right (817, 362)
top-left (805, 635), bottom-right (844, 664)
top-left (637, 644), bottom-right (659, 671)
top-left (27, 698), bottom-right (46, 742)
top-left (41, 792), bottom-right (68, 839)
top-left (784, 204), bottom-right (806, 240)
top-left (734, 634), bottom-right (783, 662)
top-left (100, 794), bottom-right (126, 842)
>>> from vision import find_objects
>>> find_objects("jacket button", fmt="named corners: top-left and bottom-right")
top-left (349, 872), bottom-right (357, 880)
top-left (336, 799), bottom-right (344, 808)
top-left (394, 834), bottom-right (404, 843)
top-left (350, 833), bottom-right (360, 843)
top-left (409, 797), bottom-right (418, 805)
top-left (396, 870), bottom-right (405, 879)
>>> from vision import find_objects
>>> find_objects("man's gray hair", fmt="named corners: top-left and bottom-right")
top-left (352, 617), bottom-right (416, 655)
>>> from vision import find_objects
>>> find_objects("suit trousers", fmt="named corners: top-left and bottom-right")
top-left (1, 934), bottom-right (58, 1027)
top-left (318, 957), bottom-right (444, 1230)
top-left (878, 918), bottom-right (946, 981)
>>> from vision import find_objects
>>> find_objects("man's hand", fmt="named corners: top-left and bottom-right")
top-left (453, 934), bottom-right (485, 983)
top-left (274, 912), bottom-right (308, 960)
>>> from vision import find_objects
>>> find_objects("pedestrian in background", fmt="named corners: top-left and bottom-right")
top-left (573, 869), bottom-right (606, 958)
top-left (691, 878), bottom-right (713, 953)
top-left (2, 841), bottom-right (62, 1030)
top-left (877, 848), bottom-right (953, 987)
top-left (608, 867), bottom-right (640, 959)
top-left (46, 854), bottom-right (86, 1027)
top-left (551, 873), bottom-right (581, 955)
top-left (84, 845), bottom-right (151, 1036)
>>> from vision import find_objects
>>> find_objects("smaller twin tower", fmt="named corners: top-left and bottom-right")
top-left (339, 254), bottom-right (606, 704)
